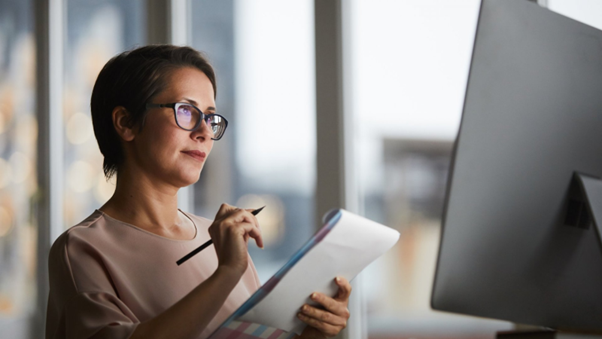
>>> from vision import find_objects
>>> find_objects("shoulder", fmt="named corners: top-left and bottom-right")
top-left (50, 211), bottom-right (103, 254)
top-left (50, 210), bottom-right (109, 258)
top-left (48, 211), bottom-right (119, 293)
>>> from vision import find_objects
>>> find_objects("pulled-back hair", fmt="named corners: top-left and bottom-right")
top-left (90, 45), bottom-right (217, 179)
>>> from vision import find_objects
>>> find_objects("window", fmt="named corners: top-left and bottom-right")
top-left (349, 1), bottom-right (513, 337)
top-left (0, 0), bottom-right (36, 321)
top-left (63, 0), bottom-right (145, 228)
top-left (547, 0), bottom-right (602, 30)
top-left (190, 0), bottom-right (317, 282)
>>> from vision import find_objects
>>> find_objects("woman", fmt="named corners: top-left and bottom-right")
top-left (46, 45), bottom-right (351, 339)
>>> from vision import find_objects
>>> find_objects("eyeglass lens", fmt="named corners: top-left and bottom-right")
top-left (175, 103), bottom-right (226, 139)
top-left (175, 104), bottom-right (197, 129)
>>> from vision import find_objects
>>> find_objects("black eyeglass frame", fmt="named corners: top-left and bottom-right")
top-left (145, 102), bottom-right (229, 140)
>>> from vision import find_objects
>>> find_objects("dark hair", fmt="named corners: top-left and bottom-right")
top-left (90, 45), bottom-right (217, 179)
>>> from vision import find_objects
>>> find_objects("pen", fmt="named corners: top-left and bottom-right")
top-left (176, 206), bottom-right (266, 266)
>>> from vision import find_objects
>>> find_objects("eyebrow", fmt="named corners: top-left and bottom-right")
top-left (182, 98), bottom-right (216, 111)
top-left (182, 97), bottom-right (199, 106)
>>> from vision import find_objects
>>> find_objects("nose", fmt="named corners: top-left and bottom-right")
top-left (191, 118), bottom-right (213, 141)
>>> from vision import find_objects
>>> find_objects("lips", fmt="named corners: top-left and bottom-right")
top-left (182, 150), bottom-right (207, 162)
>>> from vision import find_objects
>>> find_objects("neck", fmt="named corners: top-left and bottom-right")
top-left (100, 164), bottom-right (181, 232)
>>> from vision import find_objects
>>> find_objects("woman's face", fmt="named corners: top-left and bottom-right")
top-left (127, 67), bottom-right (216, 188)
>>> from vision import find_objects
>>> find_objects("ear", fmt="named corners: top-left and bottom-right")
top-left (111, 106), bottom-right (136, 142)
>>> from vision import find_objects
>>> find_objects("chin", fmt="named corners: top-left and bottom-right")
top-left (177, 168), bottom-right (204, 187)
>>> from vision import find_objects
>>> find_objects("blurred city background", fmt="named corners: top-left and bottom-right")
top-left (0, 0), bottom-right (601, 338)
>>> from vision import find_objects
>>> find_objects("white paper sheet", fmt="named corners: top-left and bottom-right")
top-left (237, 209), bottom-right (400, 335)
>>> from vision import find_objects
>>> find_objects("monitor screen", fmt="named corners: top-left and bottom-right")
top-left (431, 0), bottom-right (602, 332)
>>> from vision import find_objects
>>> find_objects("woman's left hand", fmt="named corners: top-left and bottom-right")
top-left (296, 277), bottom-right (352, 338)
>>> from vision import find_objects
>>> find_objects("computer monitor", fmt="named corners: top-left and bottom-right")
top-left (431, 0), bottom-right (602, 333)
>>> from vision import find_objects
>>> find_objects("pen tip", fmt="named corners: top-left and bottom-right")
top-left (252, 206), bottom-right (266, 215)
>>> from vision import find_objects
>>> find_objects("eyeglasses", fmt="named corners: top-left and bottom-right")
top-left (145, 102), bottom-right (228, 140)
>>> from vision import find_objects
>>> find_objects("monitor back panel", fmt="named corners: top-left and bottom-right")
top-left (432, 0), bottom-right (602, 331)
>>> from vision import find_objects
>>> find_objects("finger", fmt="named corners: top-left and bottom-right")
top-left (245, 221), bottom-right (263, 248)
top-left (231, 209), bottom-right (263, 248)
top-left (213, 207), bottom-right (264, 249)
top-left (215, 203), bottom-right (236, 220)
top-left (245, 208), bottom-right (261, 230)
top-left (300, 304), bottom-right (348, 327)
top-left (297, 312), bottom-right (344, 337)
top-left (232, 209), bottom-right (259, 227)
top-left (229, 216), bottom-right (264, 249)
top-left (334, 276), bottom-right (352, 301)
top-left (309, 293), bottom-right (349, 318)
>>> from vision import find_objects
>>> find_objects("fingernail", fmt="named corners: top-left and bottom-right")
top-left (335, 277), bottom-right (340, 283)
top-left (297, 313), bottom-right (303, 319)
top-left (311, 293), bottom-right (317, 300)
top-left (301, 305), bottom-right (307, 312)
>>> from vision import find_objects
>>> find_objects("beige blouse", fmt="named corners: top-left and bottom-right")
top-left (45, 210), bottom-right (261, 339)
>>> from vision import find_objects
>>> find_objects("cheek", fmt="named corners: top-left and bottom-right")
top-left (207, 140), bottom-right (215, 155)
top-left (138, 125), bottom-right (180, 159)
top-left (160, 131), bottom-right (187, 157)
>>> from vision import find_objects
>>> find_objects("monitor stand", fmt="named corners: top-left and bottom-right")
top-left (574, 172), bottom-right (602, 237)
top-left (497, 330), bottom-right (602, 338)
top-left (497, 330), bottom-right (602, 339)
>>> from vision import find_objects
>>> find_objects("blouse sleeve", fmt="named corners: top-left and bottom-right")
top-left (46, 231), bottom-right (139, 339)
top-left (247, 253), bottom-right (262, 288)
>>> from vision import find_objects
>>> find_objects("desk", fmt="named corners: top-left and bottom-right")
top-left (498, 330), bottom-right (602, 339)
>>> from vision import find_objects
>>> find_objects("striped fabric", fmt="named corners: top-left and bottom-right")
top-left (209, 320), bottom-right (296, 339)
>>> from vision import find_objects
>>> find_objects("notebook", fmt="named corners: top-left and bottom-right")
top-left (207, 209), bottom-right (400, 338)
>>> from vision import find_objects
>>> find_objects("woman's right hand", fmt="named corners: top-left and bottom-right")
top-left (209, 203), bottom-right (264, 276)
top-left (130, 204), bottom-right (263, 339)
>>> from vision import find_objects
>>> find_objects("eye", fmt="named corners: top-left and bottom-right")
top-left (177, 105), bottom-right (193, 117)
top-left (176, 104), bottom-right (197, 128)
